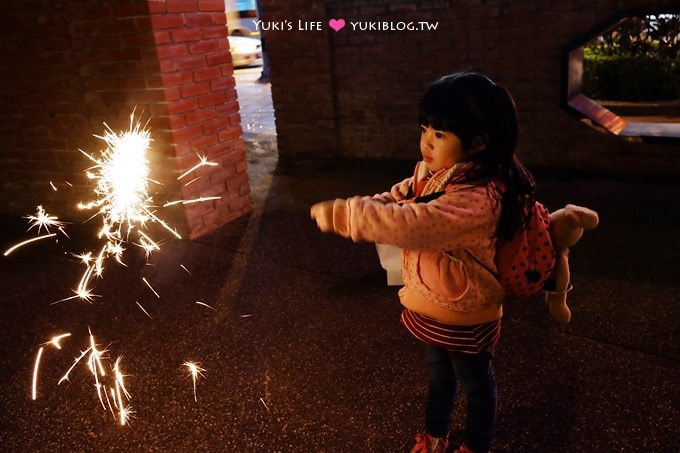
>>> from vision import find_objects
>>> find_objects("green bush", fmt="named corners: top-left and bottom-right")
top-left (583, 54), bottom-right (679, 102)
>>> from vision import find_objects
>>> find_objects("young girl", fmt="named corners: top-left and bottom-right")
top-left (310, 72), bottom-right (536, 453)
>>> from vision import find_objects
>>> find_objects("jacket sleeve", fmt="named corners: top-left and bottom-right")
top-left (332, 185), bottom-right (498, 251)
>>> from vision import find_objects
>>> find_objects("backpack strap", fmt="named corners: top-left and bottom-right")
top-left (463, 250), bottom-right (499, 280)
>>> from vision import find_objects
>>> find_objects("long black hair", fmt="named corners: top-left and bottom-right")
top-left (418, 72), bottom-right (536, 242)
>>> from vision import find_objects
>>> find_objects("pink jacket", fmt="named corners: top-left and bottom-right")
top-left (329, 162), bottom-right (506, 324)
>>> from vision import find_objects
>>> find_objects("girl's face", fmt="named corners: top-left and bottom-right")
top-left (419, 125), bottom-right (467, 172)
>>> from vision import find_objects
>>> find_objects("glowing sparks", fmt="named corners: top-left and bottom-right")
top-left (113, 357), bottom-right (133, 425)
top-left (49, 330), bottom-right (133, 426)
top-left (26, 205), bottom-right (66, 234)
top-left (71, 113), bottom-right (181, 300)
top-left (142, 277), bottom-right (160, 299)
top-left (3, 233), bottom-right (57, 257)
top-left (135, 301), bottom-right (153, 319)
top-left (177, 154), bottom-right (219, 181)
top-left (259, 397), bottom-right (271, 414)
top-left (180, 264), bottom-right (192, 276)
top-left (58, 347), bottom-right (91, 385)
top-left (31, 347), bottom-right (44, 401)
top-left (11, 112), bottom-right (228, 426)
top-left (195, 301), bottom-right (215, 310)
top-left (162, 196), bottom-right (221, 207)
top-left (32, 333), bottom-right (72, 400)
top-left (183, 361), bottom-right (206, 402)
top-left (42, 333), bottom-right (72, 350)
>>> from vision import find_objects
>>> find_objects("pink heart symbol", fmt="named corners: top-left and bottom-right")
top-left (328, 18), bottom-right (345, 32)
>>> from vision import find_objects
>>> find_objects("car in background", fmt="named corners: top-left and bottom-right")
top-left (228, 36), bottom-right (262, 68)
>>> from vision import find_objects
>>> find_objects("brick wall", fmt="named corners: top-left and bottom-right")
top-left (261, 0), bottom-right (680, 175)
top-left (0, 0), bottom-right (250, 240)
top-left (149, 0), bottom-right (250, 239)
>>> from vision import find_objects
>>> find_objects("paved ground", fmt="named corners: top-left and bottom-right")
top-left (0, 69), bottom-right (678, 452)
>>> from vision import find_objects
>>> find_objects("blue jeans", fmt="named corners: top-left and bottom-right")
top-left (424, 345), bottom-right (497, 452)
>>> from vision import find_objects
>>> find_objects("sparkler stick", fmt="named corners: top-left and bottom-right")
top-left (31, 347), bottom-right (44, 400)
top-left (183, 361), bottom-right (206, 402)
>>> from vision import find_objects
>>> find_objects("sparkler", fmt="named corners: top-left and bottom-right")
top-left (71, 113), bottom-right (181, 299)
top-left (12, 112), bottom-right (225, 426)
top-left (183, 361), bottom-right (206, 402)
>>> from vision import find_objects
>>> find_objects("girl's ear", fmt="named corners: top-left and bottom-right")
top-left (470, 135), bottom-right (489, 153)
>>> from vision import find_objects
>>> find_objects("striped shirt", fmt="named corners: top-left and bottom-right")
top-left (400, 309), bottom-right (501, 354)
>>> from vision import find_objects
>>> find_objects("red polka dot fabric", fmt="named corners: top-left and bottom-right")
top-left (494, 202), bottom-right (556, 297)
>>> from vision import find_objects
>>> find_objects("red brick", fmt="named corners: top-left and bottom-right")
top-left (189, 40), bottom-right (220, 55)
top-left (185, 13), bottom-right (216, 27)
top-left (193, 66), bottom-right (220, 82)
top-left (176, 55), bottom-right (207, 70)
top-left (198, 1), bottom-right (226, 12)
top-left (167, 1), bottom-right (198, 13)
top-left (171, 27), bottom-right (204, 43)
top-left (147, 1), bottom-right (167, 14)
top-left (198, 91), bottom-right (227, 108)
top-left (156, 43), bottom-right (189, 59)
top-left (206, 52), bottom-right (233, 66)
top-left (201, 25), bottom-right (227, 40)
top-left (151, 14), bottom-right (184, 29)
top-left (162, 70), bottom-right (194, 87)
top-left (166, 97), bottom-right (198, 115)
top-left (180, 81), bottom-right (210, 98)
top-left (172, 124), bottom-right (204, 143)
top-left (153, 30), bottom-right (172, 45)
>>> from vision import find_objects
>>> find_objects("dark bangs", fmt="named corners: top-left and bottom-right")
top-left (417, 76), bottom-right (479, 145)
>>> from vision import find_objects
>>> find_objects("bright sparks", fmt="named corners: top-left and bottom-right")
top-left (49, 330), bottom-right (133, 426)
top-left (177, 154), bottom-right (219, 181)
top-left (183, 361), bottom-right (206, 402)
top-left (31, 347), bottom-right (44, 401)
top-left (26, 205), bottom-right (66, 235)
top-left (72, 113), bottom-right (181, 300)
top-left (3, 233), bottom-right (56, 257)
top-left (32, 333), bottom-right (72, 401)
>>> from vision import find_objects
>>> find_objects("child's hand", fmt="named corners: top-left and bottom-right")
top-left (390, 178), bottom-right (412, 201)
top-left (310, 200), bottom-right (335, 233)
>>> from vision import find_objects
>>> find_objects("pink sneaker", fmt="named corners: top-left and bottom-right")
top-left (410, 432), bottom-right (449, 453)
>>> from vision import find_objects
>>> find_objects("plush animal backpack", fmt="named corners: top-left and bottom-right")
top-left (468, 201), bottom-right (556, 297)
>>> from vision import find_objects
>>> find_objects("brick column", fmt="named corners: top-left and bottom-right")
top-left (0, 0), bottom-right (251, 240)
top-left (149, 0), bottom-right (251, 239)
